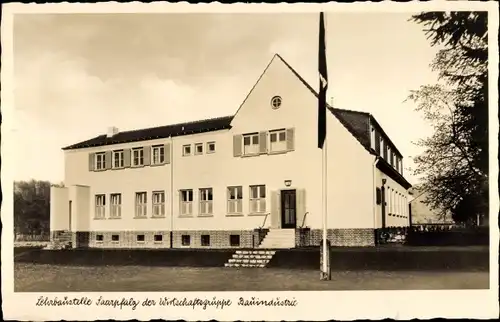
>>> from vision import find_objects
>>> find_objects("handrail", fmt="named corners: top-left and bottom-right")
top-left (300, 212), bottom-right (309, 228)
top-left (259, 213), bottom-right (270, 229)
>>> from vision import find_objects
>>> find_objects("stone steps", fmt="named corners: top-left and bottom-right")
top-left (225, 250), bottom-right (276, 268)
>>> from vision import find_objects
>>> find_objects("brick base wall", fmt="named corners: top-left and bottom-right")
top-left (87, 231), bottom-right (172, 248)
top-left (296, 228), bottom-right (376, 247)
top-left (172, 230), bottom-right (255, 248)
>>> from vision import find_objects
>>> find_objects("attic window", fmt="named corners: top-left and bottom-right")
top-left (271, 96), bottom-right (282, 109)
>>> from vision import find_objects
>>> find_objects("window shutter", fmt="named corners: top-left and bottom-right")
top-left (375, 132), bottom-right (380, 154)
top-left (143, 147), bottom-right (151, 166)
top-left (296, 189), bottom-right (306, 228)
top-left (259, 131), bottom-right (267, 154)
top-left (233, 134), bottom-right (242, 157)
top-left (123, 149), bottom-right (131, 168)
top-left (105, 151), bottom-right (112, 170)
top-left (270, 190), bottom-right (280, 228)
top-left (88, 153), bottom-right (95, 172)
top-left (164, 143), bottom-right (171, 164)
top-left (286, 128), bottom-right (295, 151)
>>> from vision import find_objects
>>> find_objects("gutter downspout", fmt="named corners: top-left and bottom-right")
top-left (372, 156), bottom-right (380, 232)
top-left (170, 135), bottom-right (174, 248)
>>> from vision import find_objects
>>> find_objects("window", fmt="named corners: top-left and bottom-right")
top-left (370, 127), bottom-right (376, 150)
top-left (199, 188), bottom-right (213, 215)
top-left (111, 234), bottom-right (120, 242)
top-left (201, 235), bottom-right (210, 247)
top-left (152, 145), bottom-right (165, 165)
top-left (95, 194), bottom-right (106, 218)
top-left (183, 145), bottom-right (191, 156)
top-left (227, 186), bottom-right (243, 214)
top-left (207, 142), bottom-right (216, 153)
top-left (96, 234), bottom-right (104, 242)
top-left (154, 234), bottom-right (163, 242)
top-left (379, 137), bottom-right (384, 157)
top-left (180, 189), bottom-right (193, 216)
top-left (243, 133), bottom-right (259, 155)
top-left (136, 234), bottom-right (145, 242)
top-left (132, 148), bottom-right (144, 166)
top-left (181, 235), bottom-right (191, 246)
top-left (230, 235), bottom-right (240, 247)
top-left (249, 185), bottom-right (266, 213)
top-left (95, 153), bottom-right (106, 170)
top-left (113, 150), bottom-right (124, 168)
top-left (135, 192), bottom-right (147, 218)
top-left (271, 96), bottom-right (282, 109)
top-left (269, 129), bottom-right (287, 153)
top-left (110, 193), bottom-right (122, 218)
top-left (152, 191), bottom-right (166, 217)
top-left (195, 143), bottom-right (203, 155)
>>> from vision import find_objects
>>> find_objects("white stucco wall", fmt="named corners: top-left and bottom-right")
top-left (50, 186), bottom-right (69, 231)
top-left (374, 168), bottom-right (410, 228)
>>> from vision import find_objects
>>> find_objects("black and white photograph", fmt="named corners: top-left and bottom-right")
top-left (1, 2), bottom-right (498, 321)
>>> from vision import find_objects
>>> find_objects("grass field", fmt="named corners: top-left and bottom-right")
top-left (14, 263), bottom-right (489, 292)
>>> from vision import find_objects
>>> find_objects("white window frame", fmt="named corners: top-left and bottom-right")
top-left (113, 150), bottom-right (124, 169)
top-left (95, 194), bottom-right (106, 218)
top-left (132, 148), bottom-right (144, 166)
top-left (135, 192), bottom-right (147, 218)
top-left (95, 153), bottom-right (106, 170)
top-left (199, 188), bottom-right (213, 216)
top-left (152, 145), bottom-right (165, 165)
top-left (180, 189), bottom-right (193, 216)
top-left (194, 143), bottom-right (204, 155)
top-left (227, 186), bottom-right (243, 214)
top-left (269, 129), bottom-right (287, 153)
top-left (110, 193), bottom-right (122, 218)
top-left (249, 185), bottom-right (266, 213)
top-left (207, 142), bottom-right (216, 154)
top-left (182, 144), bottom-right (191, 156)
top-left (243, 133), bottom-right (260, 156)
top-left (152, 191), bottom-right (166, 217)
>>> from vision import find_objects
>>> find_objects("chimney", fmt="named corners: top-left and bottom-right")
top-left (106, 126), bottom-right (119, 138)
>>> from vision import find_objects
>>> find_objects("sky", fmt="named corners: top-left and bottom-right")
top-left (12, 12), bottom-right (439, 184)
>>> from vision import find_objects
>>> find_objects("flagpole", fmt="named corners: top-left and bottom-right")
top-left (322, 109), bottom-right (328, 276)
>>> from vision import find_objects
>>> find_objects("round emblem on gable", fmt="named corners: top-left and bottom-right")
top-left (271, 96), bottom-right (282, 109)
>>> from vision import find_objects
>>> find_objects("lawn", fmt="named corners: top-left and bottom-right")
top-left (14, 263), bottom-right (489, 292)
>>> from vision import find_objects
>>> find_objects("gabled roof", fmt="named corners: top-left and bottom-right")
top-left (63, 54), bottom-right (400, 162)
top-left (62, 116), bottom-right (233, 150)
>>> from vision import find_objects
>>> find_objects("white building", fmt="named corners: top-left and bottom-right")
top-left (50, 54), bottom-right (412, 249)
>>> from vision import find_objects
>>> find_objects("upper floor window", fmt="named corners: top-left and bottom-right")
top-left (227, 186), bottom-right (243, 214)
top-left (249, 185), bottom-right (266, 213)
top-left (132, 148), bottom-right (144, 166)
top-left (183, 144), bottom-right (191, 156)
top-left (110, 193), bottom-right (122, 218)
top-left (271, 96), bottom-right (282, 109)
top-left (370, 127), bottom-right (376, 150)
top-left (207, 142), bottom-right (216, 154)
top-left (180, 189), bottom-right (193, 216)
top-left (269, 129), bottom-right (287, 153)
top-left (199, 188), bottom-right (213, 215)
top-left (152, 191), bottom-right (165, 217)
top-left (113, 150), bottom-right (124, 169)
top-left (95, 153), bottom-right (106, 170)
top-left (135, 192), bottom-right (147, 218)
top-left (152, 145), bottom-right (165, 165)
top-left (243, 133), bottom-right (260, 155)
top-left (95, 194), bottom-right (106, 218)
top-left (195, 143), bottom-right (203, 155)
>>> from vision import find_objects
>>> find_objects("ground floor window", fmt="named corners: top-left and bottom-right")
top-left (230, 234), bottom-right (240, 247)
top-left (180, 190), bottom-right (193, 216)
top-left (154, 234), bottom-right (163, 242)
top-left (182, 235), bottom-right (191, 246)
top-left (95, 194), bottom-right (106, 218)
top-left (110, 193), bottom-right (122, 218)
top-left (111, 234), bottom-right (120, 242)
top-left (152, 191), bottom-right (166, 217)
top-left (136, 234), bottom-right (145, 242)
top-left (96, 234), bottom-right (104, 242)
top-left (249, 185), bottom-right (266, 213)
top-left (201, 235), bottom-right (210, 246)
top-left (135, 192), bottom-right (147, 218)
top-left (199, 188), bottom-right (213, 215)
top-left (227, 186), bottom-right (243, 214)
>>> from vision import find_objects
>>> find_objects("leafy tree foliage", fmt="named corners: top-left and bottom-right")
top-left (14, 180), bottom-right (51, 236)
top-left (407, 12), bottom-right (488, 225)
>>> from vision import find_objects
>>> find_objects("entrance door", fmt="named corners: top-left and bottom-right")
top-left (281, 190), bottom-right (297, 228)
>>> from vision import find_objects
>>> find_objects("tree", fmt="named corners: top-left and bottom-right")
top-left (14, 180), bottom-right (51, 236)
top-left (407, 12), bottom-right (488, 225)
